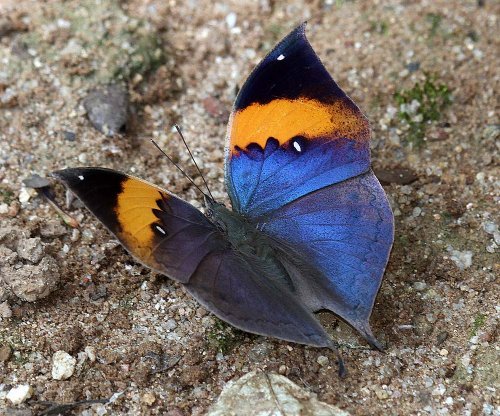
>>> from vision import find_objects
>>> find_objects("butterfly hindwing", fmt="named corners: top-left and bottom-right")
top-left (258, 170), bottom-right (394, 348)
top-left (185, 250), bottom-right (335, 348)
top-left (225, 23), bottom-right (371, 217)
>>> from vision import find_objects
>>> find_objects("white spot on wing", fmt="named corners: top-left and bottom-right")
top-left (155, 225), bottom-right (166, 235)
top-left (277, 54), bottom-right (285, 61)
top-left (78, 175), bottom-right (84, 181)
top-left (293, 141), bottom-right (302, 152)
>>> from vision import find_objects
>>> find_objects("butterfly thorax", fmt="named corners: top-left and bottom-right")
top-left (207, 201), bottom-right (265, 254)
top-left (206, 201), bottom-right (292, 280)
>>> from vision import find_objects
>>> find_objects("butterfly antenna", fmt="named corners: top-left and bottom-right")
top-left (150, 139), bottom-right (209, 199)
top-left (174, 125), bottom-right (215, 201)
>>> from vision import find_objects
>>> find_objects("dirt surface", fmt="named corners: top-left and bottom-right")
top-left (0, 0), bottom-right (498, 415)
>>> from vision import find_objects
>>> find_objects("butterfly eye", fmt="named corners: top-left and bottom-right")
top-left (206, 208), bottom-right (214, 218)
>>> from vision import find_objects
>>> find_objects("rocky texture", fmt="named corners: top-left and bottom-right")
top-left (207, 371), bottom-right (350, 416)
top-left (0, 227), bottom-right (60, 302)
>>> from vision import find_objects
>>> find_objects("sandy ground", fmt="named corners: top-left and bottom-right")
top-left (0, 0), bottom-right (498, 415)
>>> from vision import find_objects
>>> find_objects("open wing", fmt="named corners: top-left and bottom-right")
top-left (257, 171), bottom-right (394, 348)
top-left (225, 24), bottom-right (371, 218)
top-left (53, 168), bottom-right (335, 348)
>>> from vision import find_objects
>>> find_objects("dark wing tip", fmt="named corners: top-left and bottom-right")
top-left (52, 167), bottom-right (117, 182)
top-left (346, 317), bottom-right (385, 351)
top-left (51, 168), bottom-right (84, 185)
top-left (271, 22), bottom-right (308, 57)
top-left (292, 21), bottom-right (307, 38)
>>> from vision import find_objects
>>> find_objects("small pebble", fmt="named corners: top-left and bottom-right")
top-left (23, 174), bottom-right (50, 189)
top-left (439, 348), bottom-right (449, 357)
top-left (141, 392), bottom-right (156, 406)
top-left (413, 281), bottom-right (427, 291)
top-left (317, 355), bottom-right (329, 366)
top-left (18, 188), bottom-right (31, 203)
top-left (406, 61), bottom-right (420, 72)
top-left (426, 313), bottom-right (437, 323)
top-left (52, 350), bottom-right (77, 380)
top-left (83, 84), bottom-right (129, 136)
top-left (63, 130), bottom-right (76, 141)
top-left (71, 229), bottom-right (80, 242)
top-left (0, 301), bottom-right (12, 318)
top-left (436, 331), bottom-right (449, 346)
top-left (412, 206), bottom-right (422, 217)
top-left (225, 12), bottom-right (237, 29)
top-left (40, 220), bottom-right (68, 238)
top-left (17, 237), bottom-right (44, 263)
top-left (0, 344), bottom-right (12, 361)
top-left (374, 387), bottom-right (389, 400)
top-left (164, 318), bottom-right (177, 331)
top-left (6, 384), bottom-right (32, 405)
top-left (82, 229), bottom-right (94, 242)
top-left (85, 346), bottom-right (96, 362)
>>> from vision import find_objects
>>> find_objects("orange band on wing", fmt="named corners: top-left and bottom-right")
top-left (115, 178), bottom-right (166, 262)
top-left (229, 98), bottom-right (369, 152)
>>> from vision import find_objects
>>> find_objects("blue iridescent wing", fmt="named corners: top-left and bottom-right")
top-left (257, 171), bottom-right (394, 348)
top-left (225, 24), bottom-right (370, 217)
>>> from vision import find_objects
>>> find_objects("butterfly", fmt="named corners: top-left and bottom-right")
top-left (53, 24), bottom-right (394, 357)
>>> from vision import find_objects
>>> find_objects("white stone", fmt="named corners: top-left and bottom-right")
top-left (225, 12), bottom-right (237, 29)
top-left (84, 346), bottom-right (96, 362)
top-left (52, 350), bottom-right (77, 380)
top-left (18, 188), bottom-right (31, 203)
top-left (6, 384), bottom-right (32, 405)
top-left (207, 371), bottom-right (349, 415)
top-left (317, 355), bottom-right (329, 366)
top-left (447, 246), bottom-right (473, 270)
top-left (0, 301), bottom-right (12, 318)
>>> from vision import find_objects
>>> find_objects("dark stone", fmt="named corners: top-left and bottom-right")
top-left (406, 62), bottom-right (420, 72)
top-left (62, 130), bottom-right (76, 141)
top-left (374, 167), bottom-right (418, 185)
top-left (83, 84), bottom-right (129, 136)
top-left (436, 331), bottom-right (449, 346)
top-left (23, 174), bottom-right (51, 189)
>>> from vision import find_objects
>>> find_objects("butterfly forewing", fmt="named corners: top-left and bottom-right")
top-left (224, 24), bottom-right (394, 347)
top-left (225, 23), bottom-right (371, 217)
top-left (53, 168), bottom-right (219, 283)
